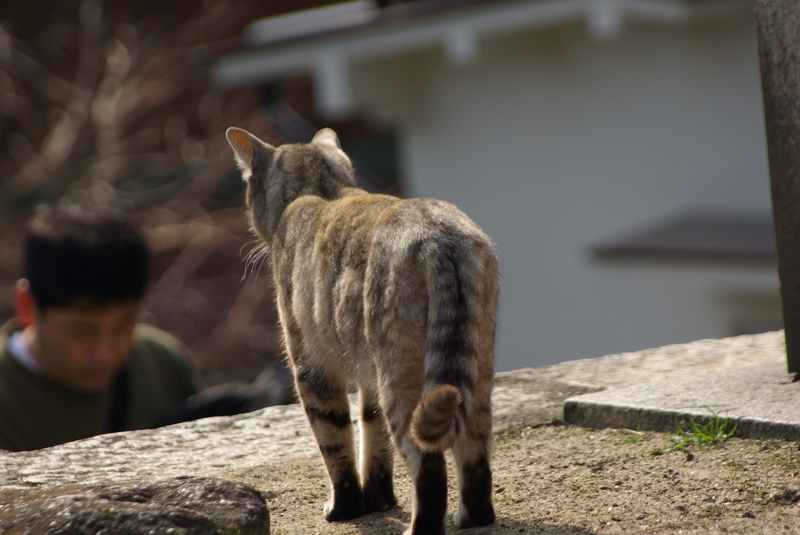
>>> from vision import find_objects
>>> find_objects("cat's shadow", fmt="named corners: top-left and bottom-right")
top-left (347, 509), bottom-right (597, 534)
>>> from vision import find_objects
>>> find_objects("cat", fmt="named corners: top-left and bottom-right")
top-left (227, 127), bottom-right (498, 535)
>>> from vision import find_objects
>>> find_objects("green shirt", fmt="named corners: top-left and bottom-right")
top-left (0, 322), bottom-right (202, 452)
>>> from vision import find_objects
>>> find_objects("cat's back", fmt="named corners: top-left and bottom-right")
top-left (282, 192), bottom-right (494, 271)
top-left (372, 196), bottom-right (491, 245)
top-left (278, 190), bottom-right (396, 258)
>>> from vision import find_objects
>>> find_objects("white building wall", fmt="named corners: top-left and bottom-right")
top-left (351, 15), bottom-right (779, 371)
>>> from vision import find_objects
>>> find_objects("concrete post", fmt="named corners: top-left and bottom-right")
top-left (754, 0), bottom-right (800, 375)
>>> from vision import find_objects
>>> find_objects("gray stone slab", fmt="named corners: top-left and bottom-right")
top-left (564, 362), bottom-right (800, 440)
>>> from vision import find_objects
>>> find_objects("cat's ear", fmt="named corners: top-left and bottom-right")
top-left (311, 128), bottom-right (341, 149)
top-left (226, 127), bottom-right (275, 179)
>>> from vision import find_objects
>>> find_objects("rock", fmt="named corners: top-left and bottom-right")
top-left (0, 476), bottom-right (269, 535)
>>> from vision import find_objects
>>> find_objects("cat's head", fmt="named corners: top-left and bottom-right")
top-left (226, 127), bottom-right (357, 241)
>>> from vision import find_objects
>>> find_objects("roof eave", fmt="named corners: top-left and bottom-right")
top-left (210, 0), bottom-right (751, 116)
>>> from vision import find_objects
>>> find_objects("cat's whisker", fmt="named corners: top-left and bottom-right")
top-left (242, 240), bottom-right (269, 281)
top-left (240, 239), bottom-right (260, 259)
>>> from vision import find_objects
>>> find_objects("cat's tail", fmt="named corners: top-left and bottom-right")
top-left (409, 232), bottom-right (496, 452)
top-left (410, 384), bottom-right (462, 452)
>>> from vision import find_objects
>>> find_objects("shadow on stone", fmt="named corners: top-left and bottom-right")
top-left (0, 476), bottom-right (269, 535)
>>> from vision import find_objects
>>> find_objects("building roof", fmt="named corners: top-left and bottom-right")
top-left (592, 211), bottom-right (776, 263)
top-left (208, 0), bottom-right (751, 116)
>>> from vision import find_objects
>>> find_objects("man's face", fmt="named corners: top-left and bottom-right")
top-left (31, 302), bottom-right (138, 393)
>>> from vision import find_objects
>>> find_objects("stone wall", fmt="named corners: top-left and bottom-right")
top-left (0, 331), bottom-right (786, 533)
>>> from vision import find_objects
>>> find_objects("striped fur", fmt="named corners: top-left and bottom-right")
top-left (227, 127), bottom-right (498, 535)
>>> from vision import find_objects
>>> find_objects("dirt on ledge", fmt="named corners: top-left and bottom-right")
top-left (219, 422), bottom-right (800, 535)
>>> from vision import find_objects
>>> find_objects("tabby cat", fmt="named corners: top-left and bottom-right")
top-left (227, 127), bottom-right (498, 535)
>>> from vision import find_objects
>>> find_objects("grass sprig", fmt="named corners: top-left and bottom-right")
top-left (670, 409), bottom-right (738, 450)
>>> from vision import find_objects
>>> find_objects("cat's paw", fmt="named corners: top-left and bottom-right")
top-left (363, 474), bottom-right (397, 512)
top-left (364, 489), bottom-right (397, 512)
top-left (323, 490), bottom-right (365, 521)
top-left (453, 502), bottom-right (495, 528)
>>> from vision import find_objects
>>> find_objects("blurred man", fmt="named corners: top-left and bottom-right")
top-left (0, 204), bottom-right (202, 451)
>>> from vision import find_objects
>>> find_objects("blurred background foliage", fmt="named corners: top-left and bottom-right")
top-left (0, 0), bottom-right (337, 385)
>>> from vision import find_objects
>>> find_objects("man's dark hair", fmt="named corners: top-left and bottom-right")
top-left (24, 203), bottom-right (150, 310)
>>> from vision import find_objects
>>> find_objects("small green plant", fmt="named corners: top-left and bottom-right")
top-left (725, 464), bottom-right (740, 480)
top-left (618, 426), bottom-right (650, 445)
top-left (670, 409), bottom-right (738, 450)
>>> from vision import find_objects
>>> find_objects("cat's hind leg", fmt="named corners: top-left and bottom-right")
top-left (294, 365), bottom-right (365, 521)
top-left (384, 391), bottom-right (448, 535)
top-left (358, 385), bottom-right (398, 512)
top-left (398, 436), bottom-right (448, 535)
top-left (451, 392), bottom-right (495, 529)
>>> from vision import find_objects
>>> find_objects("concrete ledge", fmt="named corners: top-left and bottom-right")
top-left (0, 330), bottom-right (791, 492)
top-left (564, 362), bottom-right (800, 440)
